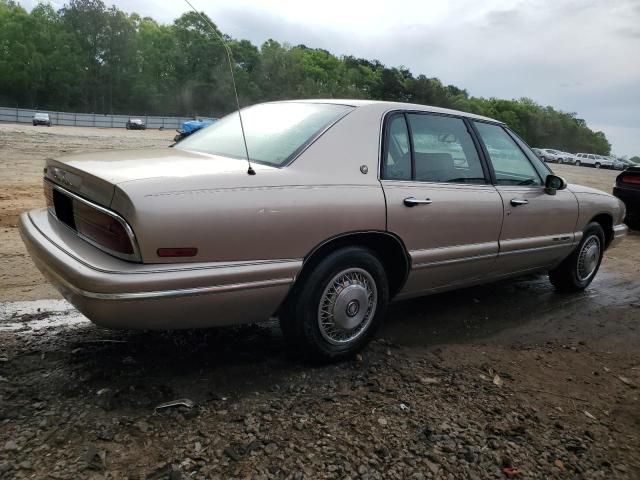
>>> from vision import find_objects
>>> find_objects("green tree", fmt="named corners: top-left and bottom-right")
top-left (0, 0), bottom-right (613, 154)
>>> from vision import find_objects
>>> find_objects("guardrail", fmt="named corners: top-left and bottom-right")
top-left (0, 106), bottom-right (197, 129)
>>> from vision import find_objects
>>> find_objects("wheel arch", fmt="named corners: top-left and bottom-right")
top-left (589, 213), bottom-right (613, 247)
top-left (287, 231), bottom-right (410, 305)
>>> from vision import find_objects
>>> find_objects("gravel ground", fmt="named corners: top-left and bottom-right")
top-left (0, 123), bottom-right (638, 479)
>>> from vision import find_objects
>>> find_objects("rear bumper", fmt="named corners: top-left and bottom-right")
top-left (19, 209), bottom-right (300, 329)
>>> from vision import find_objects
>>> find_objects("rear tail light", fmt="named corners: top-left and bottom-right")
top-left (73, 200), bottom-right (134, 255)
top-left (620, 175), bottom-right (640, 185)
top-left (45, 180), bottom-right (137, 259)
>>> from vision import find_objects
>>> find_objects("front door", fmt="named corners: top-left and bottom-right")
top-left (381, 112), bottom-right (504, 298)
top-left (472, 121), bottom-right (579, 274)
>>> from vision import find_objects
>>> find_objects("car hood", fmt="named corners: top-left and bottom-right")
top-left (45, 148), bottom-right (277, 207)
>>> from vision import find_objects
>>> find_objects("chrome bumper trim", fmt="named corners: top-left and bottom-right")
top-left (610, 223), bottom-right (628, 248)
top-left (43, 261), bottom-right (293, 300)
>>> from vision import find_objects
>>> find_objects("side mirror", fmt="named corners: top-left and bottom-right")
top-left (545, 174), bottom-right (567, 195)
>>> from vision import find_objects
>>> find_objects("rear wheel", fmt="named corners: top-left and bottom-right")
top-left (541, 156), bottom-right (547, 162)
top-left (595, 162), bottom-right (601, 169)
top-left (279, 247), bottom-right (389, 361)
top-left (549, 222), bottom-right (605, 292)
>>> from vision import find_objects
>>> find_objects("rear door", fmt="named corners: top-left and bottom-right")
top-left (472, 122), bottom-right (579, 274)
top-left (381, 112), bottom-right (503, 298)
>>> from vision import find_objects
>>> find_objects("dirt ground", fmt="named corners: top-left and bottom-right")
top-left (0, 124), bottom-right (638, 479)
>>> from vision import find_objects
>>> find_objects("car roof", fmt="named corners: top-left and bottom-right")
top-left (273, 99), bottom-right (503, 124)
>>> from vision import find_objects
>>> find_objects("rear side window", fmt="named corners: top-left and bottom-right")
top-left (383, 115), bottom-right (412, 180)
top-left (176, 102), bottom-right (353, 167)
top-left (382, 112), bottom-right (486, 184)
top-left (408, 114), bottom-right (485, 184)
top-left (474, 122), bottom-right (542, 186)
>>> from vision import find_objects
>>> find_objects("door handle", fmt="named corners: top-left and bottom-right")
top-left (404, 197), bottom-right (433, 207)
top-left (510, 198), bottom-right (529, 206)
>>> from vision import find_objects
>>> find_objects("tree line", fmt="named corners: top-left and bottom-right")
top-left (0, 0), bottom-right (612, 154)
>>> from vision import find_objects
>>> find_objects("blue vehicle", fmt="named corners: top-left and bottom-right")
top-left (173, 118), bottom-right (217, 143)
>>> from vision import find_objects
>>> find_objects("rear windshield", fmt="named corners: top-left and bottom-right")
top-left (175, 102), bottom-right (353, 167)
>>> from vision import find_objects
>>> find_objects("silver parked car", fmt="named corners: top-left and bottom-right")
top-left (536, 149), bottom-right (566, 163)
top-left (560, 152), bottom-right (577, 164)
top-left (32, 112), bottom-right (51, 127)
top-left (20, 100), bottom-right (627, 360)
top-left (613, 158), bottom-right (633, 170)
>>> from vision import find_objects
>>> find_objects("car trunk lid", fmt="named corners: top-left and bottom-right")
top-left (45, 148), bottom-right (270, 207)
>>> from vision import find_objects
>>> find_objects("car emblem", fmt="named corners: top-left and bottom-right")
top-left (52, 168), bottom-right (75, 188)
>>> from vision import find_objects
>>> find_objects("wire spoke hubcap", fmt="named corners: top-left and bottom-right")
top-left (577, 235), bottom-right (601, 281)
top-left (318, 268), bottom-right (377, 345)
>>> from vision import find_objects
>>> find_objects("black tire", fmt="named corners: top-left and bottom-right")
top-left (279, 247), bottom-right (389, 362)
top-left (549, 222), bottom-right (605, 292)
top-left (575, 160), bottom-right (581, 166)
top-left (595, 163), bottom-right (601, 169)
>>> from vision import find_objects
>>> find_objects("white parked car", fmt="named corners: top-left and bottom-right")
top-left (574, 153), bottom-right (614, 169)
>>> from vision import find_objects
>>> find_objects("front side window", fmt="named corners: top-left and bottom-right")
top-left (474, 122), bottom-right (542, 186)
top-left (176, 102), bottom-right (353, 167)
top-left (507, 128), bottom-right (551, 177)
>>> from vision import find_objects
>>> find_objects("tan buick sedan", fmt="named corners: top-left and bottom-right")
top-left (20, 100), bottom-right (627, 360)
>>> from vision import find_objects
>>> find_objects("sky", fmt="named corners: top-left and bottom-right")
top-left (21, 0), bottom-right (640, 156)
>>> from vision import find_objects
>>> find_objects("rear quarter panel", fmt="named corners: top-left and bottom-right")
top-left (112, 106), bottom-right (388, 263)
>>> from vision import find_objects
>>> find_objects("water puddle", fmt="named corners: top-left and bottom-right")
top-left (0, 299), bottom-right (88, 332)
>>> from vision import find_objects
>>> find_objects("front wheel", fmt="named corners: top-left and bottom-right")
top-left (595, 162), bottom-right (601, 169)
top-left (575, 160), bottom-right (581, 166)
top-left (549, 222), bottom-right (605, 292)
top-left (280, 247), bottom-right (389, 361)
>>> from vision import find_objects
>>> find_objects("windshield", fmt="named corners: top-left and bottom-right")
top-left (175, 102), bottom-right (354, 167)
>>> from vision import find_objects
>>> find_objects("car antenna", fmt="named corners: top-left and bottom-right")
top-left (183, 0), bottom-right (255, 175)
